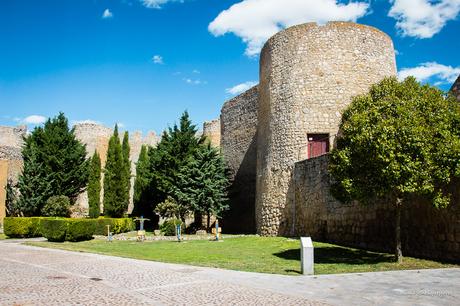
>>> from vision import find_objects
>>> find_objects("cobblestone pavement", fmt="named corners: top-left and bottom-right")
top-left (0, 240), bottom-right (459, 306)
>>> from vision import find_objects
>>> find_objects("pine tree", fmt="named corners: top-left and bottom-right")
top-left (121, 131), bottom-right (131, 210)
top-left (175, 143), bottom-right (229, 229)
top-left (88, 151), bottom-right (101, 218)
top-left (17, 141), bottom-right (54, 216)
top-left (132, 145), bottom-right (152, 217)
top-left (103, 125), bottom-right (128, 217)
top-left (17, 113), bottom-right (88, 216)
top-left (153, 111), bottom-right (203, 195)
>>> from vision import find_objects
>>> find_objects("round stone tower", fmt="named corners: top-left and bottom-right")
top-left (256, 22), bottom-right (397, 236)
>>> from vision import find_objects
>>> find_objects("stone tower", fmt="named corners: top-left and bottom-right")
top-left (256, 22), bottom-right (397, 236)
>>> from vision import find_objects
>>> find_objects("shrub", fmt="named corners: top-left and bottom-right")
top-left (40, 218), bottom-right (96, 242)
top-left (40, 218), bottom-right (68, 242)
top-left (3, 217), bottom-right (42, 238)
top-left (94, 217), bottom-right (134, 236)
top-left (66, 219), bottom-right (96, 242)
top-left (41, 196), bottom-right (70, 217)
top-left (160, 219), bottom-right (183, 236)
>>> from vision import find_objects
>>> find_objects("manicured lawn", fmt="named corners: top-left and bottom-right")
top-left (0, 234), bottom-right (5, 240)
top-left (26, 236), bottom-right (458, 275)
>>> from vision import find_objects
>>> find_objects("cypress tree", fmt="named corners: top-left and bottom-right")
top-left (121, 131), bottom-right (131, 210)
top-left (103, 125), bottom-right (127, 217)
top-left (88, 151), bottom-right (102, 218)
top-left (17, 113), bottom-right (88, 216)
top-left (132, 145), bottom-right (152, 217)
top-left (175, 143), bottom-right (229, 229)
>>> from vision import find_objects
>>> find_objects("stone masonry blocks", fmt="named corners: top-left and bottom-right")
top-left (256, 22), bottom-right (397, 236)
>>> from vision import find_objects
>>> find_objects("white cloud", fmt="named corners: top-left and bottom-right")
top-left (152, 55), bottom-right (164, 64)
top-left (192, 69), bottom-right (200, 74)
top-left (226, 81), bottom-right (258, 95)
top-left (398, 62), bottom-right (460, 85)
top-left (209, 0), bottom-right (370, 56)
top-left (72, 120), bottom-right (102, 126)
top-left (102, 8), bottom-right (113, 19)
top-left (18, 115), bottom-right (47, 125)
top-left (388, 0), bottom-right (460, 38)
top-left (140, 0), bottom-right (183, 9)
top-left (183, 78), bottom-right (207, 85)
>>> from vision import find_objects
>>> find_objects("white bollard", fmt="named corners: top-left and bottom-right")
top-left (301, 237), bottom-right (314, 275)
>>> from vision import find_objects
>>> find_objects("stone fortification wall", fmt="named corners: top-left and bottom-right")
top-left (256, 22), bottom-right (397, 236)
top-left (294, 155), bottom-right (460, 262)
top-left (0, 126), bottom-right (26, 184)
top-left (220, 86), bottom-right (259, 233)
top-left (73, 123), bottom-right (159, 213)
top-left (451, 75), bottom-right (460, 102)
top-left (202, 119), bottom-right (221, 147)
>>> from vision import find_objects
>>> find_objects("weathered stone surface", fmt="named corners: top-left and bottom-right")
top-left (0, 160), bottom-right (8, 223)
top-left (294, 155), bottom-right (460, 262)
top-left (0, 122), bottom-right (159, 215)
top-left (202, 119), bottom-right (221, 148)
top-left (451, 75), bottom-right (460, 102)
top-left (220, 86), bottom-right (259, 233)
top-left (73, 123), bottom-right (160, 213)
top-left (0, 125), bottom-right (26, 184)
top-left (256, 22), bottom-right (397, 236)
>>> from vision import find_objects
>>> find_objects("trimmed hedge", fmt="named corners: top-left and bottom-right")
top-left (3, 217), bottom-right (43, 238)
top-left (4, 217), bottom-right (134, 241)
top-left (40, 218), bottom-right (97, 242)
top-left (40, 218), bottom-right (68, 242)
top-left (66, 219), bottom-right (96, 242)
top-left (94, 217), bottom-right (134, 236)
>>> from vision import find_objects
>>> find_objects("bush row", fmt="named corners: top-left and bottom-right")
top-left (3, 217), bottom-right (134, 241)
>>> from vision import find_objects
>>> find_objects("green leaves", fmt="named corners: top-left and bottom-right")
top-left (330, 77), bottom-right (460, 208)
top-left (17, 113), bottom-right (88, 216)
top-left (88, 151), bottom-right (102, 218)
top-left (103, 125), bottom-right (130, 217)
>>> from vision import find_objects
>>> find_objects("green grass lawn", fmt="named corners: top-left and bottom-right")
top-left (0, 234), bottom-right (5, 240)
top-left (26, 236), bottom-right (458, 275)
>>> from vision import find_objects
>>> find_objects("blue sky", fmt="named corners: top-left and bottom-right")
top-left (1, 0), bottom-right (459, 134)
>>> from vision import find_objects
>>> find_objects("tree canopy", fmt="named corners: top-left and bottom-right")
top-left (103, 125), bottom-right (129, 217)
top-left (17, 113), bottom-right (88, 216)
top-left (329, 77), bottom-right (460, 262)
top-left (88, 151), bottom-right (102, 218)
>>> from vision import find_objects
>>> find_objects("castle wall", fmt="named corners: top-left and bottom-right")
top-left (294, 155), bottom-right (460, 262)
top-left (256, 22), bottom-right (397, 236)
top-left (73, 123), bottom-right (159, 214)
top-left (451, 75), bottom-right (460, 102)
top-left (0, 160), bottom-right (8, 223)
top-left (220, 86), bottom-right (259, 233)
top-left (202, 119), bottom-right (221, 148)
top-left (0, 126), bottom-right (26, 184)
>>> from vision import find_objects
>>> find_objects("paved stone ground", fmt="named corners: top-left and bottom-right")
top-left (0, 240), bottom-right (459, 306)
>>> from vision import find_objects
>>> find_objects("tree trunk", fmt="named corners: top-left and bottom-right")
top-left (395, 198), bottom-right (403, 264)
top-left (207, 212), bottom-right (211, 231)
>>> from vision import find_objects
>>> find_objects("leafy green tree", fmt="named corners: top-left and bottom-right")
top-left (88, 151), bottom-right (102, 218)
top-left (174, 143), bottom-right (229, 229)
top-left (132, 145), bottom-right (153, 217)
top-left (154, 196), bottom-right (185, 220)
top-left (41, 195), bottom-right (71, 217)
top-left (148, 111), bottom-right (204, 216)
top-left (329, 77), bottom-right (460, 263)
top-left (121, 131), bottom-right (131, 210)
top-left (17, 113), bottom-right (88, 215)
top-left (103, 125), bottom-right (128, 217)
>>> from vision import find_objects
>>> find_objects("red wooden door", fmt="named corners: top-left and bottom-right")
top-left (308, 134), bottom-right (329, 158)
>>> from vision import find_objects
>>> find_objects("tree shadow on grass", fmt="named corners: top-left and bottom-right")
top-left (273, 246), bottom-right (394, 265)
